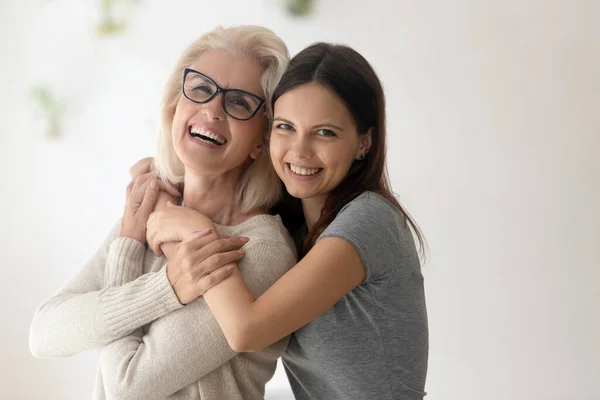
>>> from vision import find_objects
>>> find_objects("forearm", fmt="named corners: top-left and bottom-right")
top-left (30, 239), bottom-right (182, 358)
top-left (104, 237), bottom-right (145, 287)
top-left (204, 238), bottom-right (359, 353)
top-left (202, 239), bottom-right (298, 352)
top-left (99, 298), bottom-right (238, 400)
top-left (30, 271), bottom-right (182, 358)
top-left (154, 192), bottom-right (177, 260)
top-left (203, 269), bottom-right (257, 351)
top-left (98, 233), bottom-right (242, 398)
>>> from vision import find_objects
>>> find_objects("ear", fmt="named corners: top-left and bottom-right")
top-left (250, 120), bottom-right (269, 160)
top-left (356, 128), bottom-right (373, 159)
top-left (250, 142), bottom-right (263, 160)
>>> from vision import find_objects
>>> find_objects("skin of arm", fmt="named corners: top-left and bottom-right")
top-left (204, 237), bottom-right (365, 352)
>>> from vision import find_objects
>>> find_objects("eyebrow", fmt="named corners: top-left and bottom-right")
top-left (273, 117), bottom-right (345, 132)
top-left (189, 68), bottom-right (263, 96)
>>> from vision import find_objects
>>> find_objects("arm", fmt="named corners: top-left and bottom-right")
top-left (30, 177), bottom-right (181, 358)
top-left (204, 195), bottom-right (406, 352)
top-left (205, 237), bottom-right (365, 352)
top-left (98, 238), bottom-right (296, 400)
top-left (28, 223), bottom-right (184, 358)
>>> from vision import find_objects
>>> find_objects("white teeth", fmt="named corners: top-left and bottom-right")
top-left (190, 127), bottom-right (226, 144)
top-left (289, 164), bottom-right (321, 176)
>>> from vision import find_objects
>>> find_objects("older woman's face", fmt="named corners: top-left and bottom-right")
top-left (172, 49), bottom-right (265, 177)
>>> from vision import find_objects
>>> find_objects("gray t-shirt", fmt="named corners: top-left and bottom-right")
top-left (282, 192), bottom-right (429, 400)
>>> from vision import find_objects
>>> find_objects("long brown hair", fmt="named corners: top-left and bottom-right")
top-left (271, 43), bottom-right (426, 258)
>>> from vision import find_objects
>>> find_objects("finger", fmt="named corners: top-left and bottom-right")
top-left (196, 249), bottom-right (243, 281)
top-left (146, 215), bottom-right (163, 256)
top-left (129, 171), bottom-right (156, 205)
top-left (147, 212), bottom-right (168, 257)
top-left (129, 157), bottom-right (154, 179)
top-left (157, 180), bottom-right (182, 198)
top-left (179, 231), bottom-right (221, 260)
top-left (130, 176), bottom-right (153, 208)
top-left (126, 180), bottom-right (134, 198)
top-left (146, 230), bottom-right (157, 255)
top-left (138, 180), bottom-right (160, 216)
top-left (195, 237), bottom-right (248, 263)
top-left (196, 264), bottom-right (236, 294)
top-left (181, 229), bottom-right (215, 245)
top-left (149, 238), bottom-right (164, 257)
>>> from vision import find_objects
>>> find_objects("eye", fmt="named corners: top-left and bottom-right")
top-left (275, 123), bottom-right (293, 131)
top-left (193, 85), bottom-right (214, 95)
top-left (228, 97), bottom-right (251, 111)
top-left (315, 129), bottom-right (336, 137)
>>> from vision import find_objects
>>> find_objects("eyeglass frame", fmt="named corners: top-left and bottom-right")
top-left (181, 68), bottom-right (266, 121)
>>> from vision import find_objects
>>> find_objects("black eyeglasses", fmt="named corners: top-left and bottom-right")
top-left (182, 68), bottom-right (265, 121)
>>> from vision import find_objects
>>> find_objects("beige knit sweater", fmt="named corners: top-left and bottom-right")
top-left (29, 214), bottom-right (297, 400)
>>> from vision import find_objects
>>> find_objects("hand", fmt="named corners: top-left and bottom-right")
top-left (120, 174), bottom-right (161, 243)
top-left (129, 157), bottom-right (154, 179)
top-left (128, 157), bottom-right (182, 199)
top-left (167, 230), bottom-right (248, 304)
top-left (147, 203), bottom-right (215, 257)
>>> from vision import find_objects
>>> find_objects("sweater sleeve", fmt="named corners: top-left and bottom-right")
top-left (29, 222), bottom-right (183, 358)
top-left (98, 238), bottom-right (297, 400)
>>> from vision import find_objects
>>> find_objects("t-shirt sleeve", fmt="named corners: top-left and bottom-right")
top-left (317, 193), bottom-right (418, 282)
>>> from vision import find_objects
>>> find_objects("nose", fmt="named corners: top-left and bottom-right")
top-left (200, 94), bottom-right (226, 121)
top-left (290, 134), bottom-right (313, 159)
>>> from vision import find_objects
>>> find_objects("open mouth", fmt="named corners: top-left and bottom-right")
top-left (189, 126), bottom-right (227, 146)
top-left (287, 163), bottom-right (323, 176)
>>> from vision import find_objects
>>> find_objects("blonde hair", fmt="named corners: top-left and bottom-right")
top-left (154, 25), bottom-right (289, 213)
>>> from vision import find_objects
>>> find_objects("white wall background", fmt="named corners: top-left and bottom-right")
top-left (1, 0), bottom-right (598, 399)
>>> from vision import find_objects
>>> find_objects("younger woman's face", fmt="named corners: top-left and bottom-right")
top-left (270, 83), bottom-right (371, 203)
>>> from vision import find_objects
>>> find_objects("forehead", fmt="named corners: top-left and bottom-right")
top-left (189, 49), bottom-right (264, 96)
top-left (275, 83), bottom-right (355, 128)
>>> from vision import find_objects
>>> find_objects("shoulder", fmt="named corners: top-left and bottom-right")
top-left (234, 217), bottom-right (298, 295)
top-left (237, 215), bottom-right (296, 256)
top-left (340, 191), bottom-right (400, 219)
top-left (322, 191), bottom-right (407, 240)
top-left (319, 192), bottom-right (418, 280)
top-left (231, 214), bottom-right (297, 271)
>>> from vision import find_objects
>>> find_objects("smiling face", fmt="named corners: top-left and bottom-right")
top-left (270, 83), bottom-right (372, 204)
top-left (171, 49), bottom-right (265, 177)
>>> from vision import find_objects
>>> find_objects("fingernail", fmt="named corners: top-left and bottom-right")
top-left (238, 249), bottom-right (246, 255)
top-left (240, 237), bottom-right (249, 243)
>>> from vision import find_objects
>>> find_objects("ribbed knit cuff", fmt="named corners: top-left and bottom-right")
top-left (104, 237), bottom-right (147, 287)
top-left (99, 266), bottom-right (184, 337)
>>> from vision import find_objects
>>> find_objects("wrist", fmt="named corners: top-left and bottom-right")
top-left (119, 229), bottom-right (145, 244)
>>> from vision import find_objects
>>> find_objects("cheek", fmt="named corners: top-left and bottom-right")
top-left (231, 119), bottom-right (262, 148)
top-left (326, 145), bottom-right (355, 172)
top-left (171, 100), bottom-right (189, 132)
top-left (269, 135), bottom-right (286, 159)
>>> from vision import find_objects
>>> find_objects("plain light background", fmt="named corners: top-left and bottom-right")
top-left (1, 0), bottom-right (598, 399)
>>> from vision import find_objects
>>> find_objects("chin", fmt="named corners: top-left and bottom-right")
top-left (283, 185), bottom-right (315, 201)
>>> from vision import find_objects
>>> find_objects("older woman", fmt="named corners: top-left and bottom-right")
top-left (29, 25), bottom-right (295, 400)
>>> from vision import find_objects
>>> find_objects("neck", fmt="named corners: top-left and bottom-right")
top-left (182, 167), bottom-right (260, 226)
top-left (302, 195), bottom-right (327, 232)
